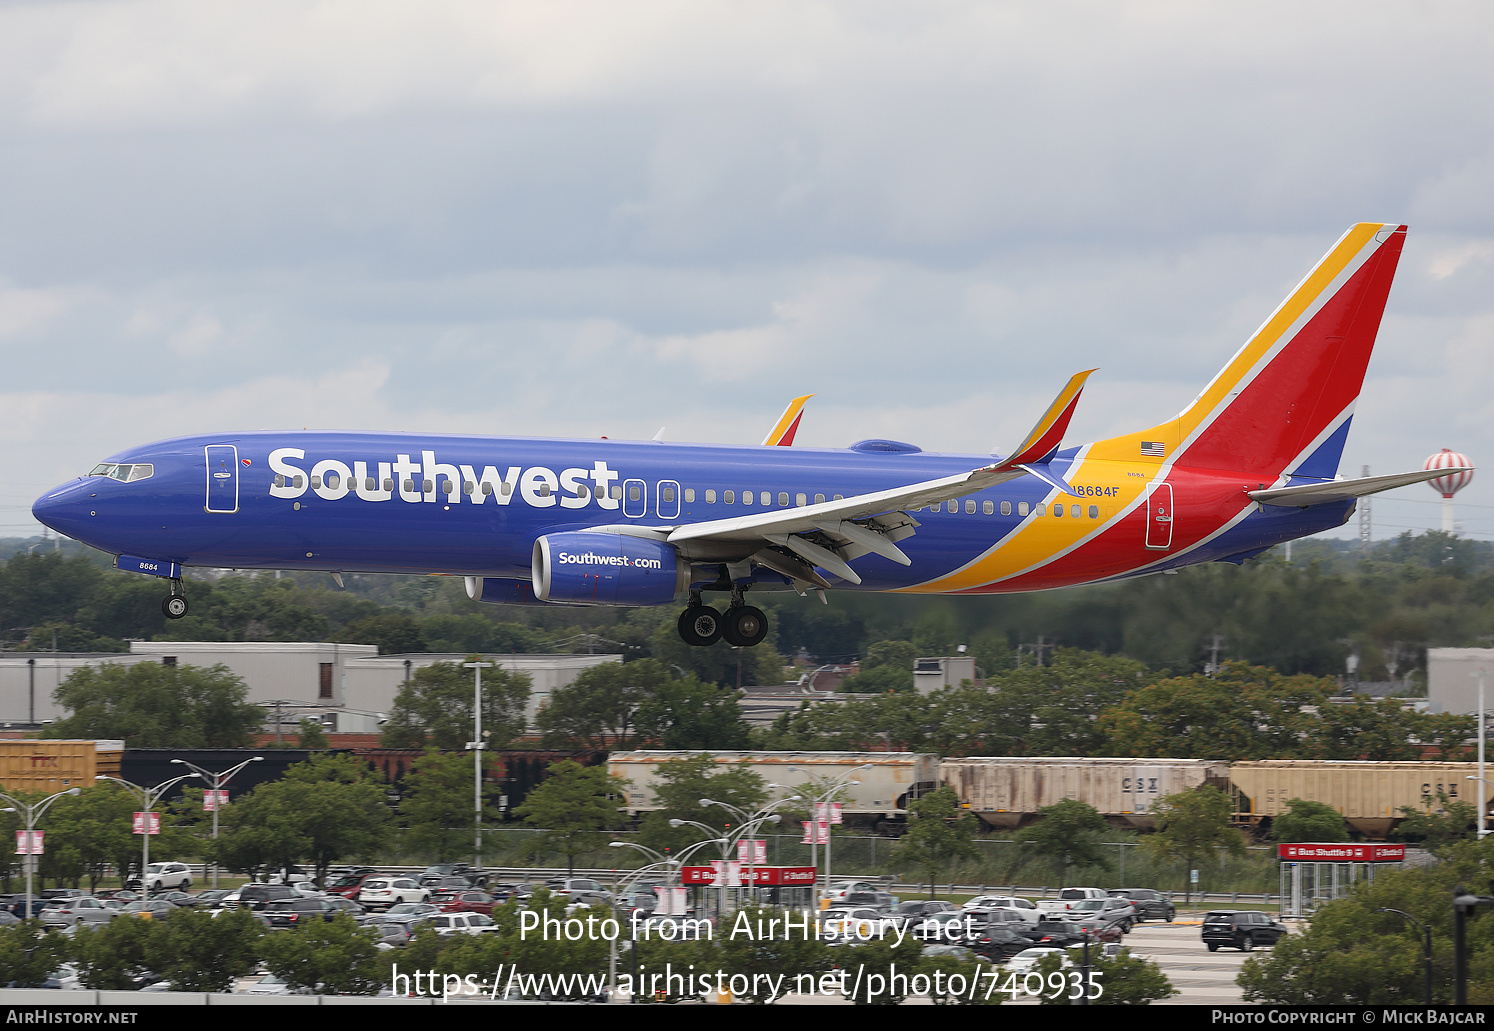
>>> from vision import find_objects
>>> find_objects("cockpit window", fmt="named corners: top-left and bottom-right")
top-left (88, 463), bottom-right (154, 482)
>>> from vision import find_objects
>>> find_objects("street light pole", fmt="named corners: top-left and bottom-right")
top-left (170, 756), bottom-right (263, 889)
top-left (0, 787), bottom-right (80, 921)
top-left (96, 773), bottom-right (200, 897)
top-left (465, 661), bottom-right (494, 871)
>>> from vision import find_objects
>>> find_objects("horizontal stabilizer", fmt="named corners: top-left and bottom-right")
top-left (1247, 466), bottom-right (1473, 507)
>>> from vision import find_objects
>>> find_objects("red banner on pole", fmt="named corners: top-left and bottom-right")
top-left (132, 812), bottom-right (160, 835)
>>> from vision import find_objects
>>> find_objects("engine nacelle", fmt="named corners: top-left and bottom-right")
top-left (531, 533), bottom-right (690, 606)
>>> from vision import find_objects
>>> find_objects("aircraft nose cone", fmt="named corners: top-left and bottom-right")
top-left (32, 480), bottom-right (93, 540)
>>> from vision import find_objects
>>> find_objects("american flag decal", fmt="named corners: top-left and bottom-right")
top-left (1141, 442), bottom-right (1166, 456)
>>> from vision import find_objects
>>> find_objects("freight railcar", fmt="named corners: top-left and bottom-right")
top-left (938, 756), bottom-right (1232, 830)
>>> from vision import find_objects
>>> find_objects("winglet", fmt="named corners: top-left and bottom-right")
top-left (763, 394), bottom-right (815, 446)
top-left (998, 370), bottom-right (1096, 466)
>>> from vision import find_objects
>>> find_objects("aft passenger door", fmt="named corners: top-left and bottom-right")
top-left (204, 445), bottom-right (239, 514)
top-left (1144, 482), bottom-right (1173, 550)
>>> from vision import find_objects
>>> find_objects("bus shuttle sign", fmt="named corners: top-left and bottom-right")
top-left (1278, 843), bottom-right (1405, 862)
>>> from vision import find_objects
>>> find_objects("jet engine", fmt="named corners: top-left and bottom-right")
top-left (531, 532), bottom-right (690, 606)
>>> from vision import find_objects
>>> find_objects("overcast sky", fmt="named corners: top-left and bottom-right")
top-left (2, 1), bottom-right (1492, 545)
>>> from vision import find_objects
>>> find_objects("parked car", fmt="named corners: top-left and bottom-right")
top-left (430, 913), bottom-right (499, 937)
top-left (226, 884), bottom-right (300, 912)
top-left (260, 897), bottom-right (361, 929)
top-left (435, 891), bottom-right (500, 916)
top-left (1039, 887), bottom-right (1108, 920)
top-left (1007, 947), bottom-right (1072, 976)
top-left (889, 899), bottom-right (956, 928)
top-left (1108, 888), bottom-right (1176, 923)
top-left (125, 862), bottom-right (193, 893)
top-left (962, 895), bottom-right (1042, 925)
top-left (821, 881), bottom-right (885, 904)
top-left (820, 908), bottom-right (896, 941)
top-left (969, 923), bottom-right (1034, 962)
top-left (38, 898), bottom-right (117, 929)
top-left (358, 878), bottom-right (430, 911)
top-left (1202, 910), bottom-right (1289, 952)
top-left (1065, 898), bottom-right (1136, 934)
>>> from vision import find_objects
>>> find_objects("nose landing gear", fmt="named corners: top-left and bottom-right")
top-left (161, 580), bottom-right (189, 620)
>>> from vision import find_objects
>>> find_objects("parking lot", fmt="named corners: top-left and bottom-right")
top-left (1000, 916), bottom-right (1280, 1006)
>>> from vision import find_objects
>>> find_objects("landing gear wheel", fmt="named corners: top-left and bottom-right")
top-left (677, 606), bottom-right (724, 647)
top-left (162, 595), bottom-right (189, 619)
top-left (722, 605), bottom-right (768, 648)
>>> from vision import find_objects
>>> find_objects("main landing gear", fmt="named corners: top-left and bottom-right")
top-left (677, 591), bottom-right (768, 648)
top-left (161, 580), bottom-right (189, 620)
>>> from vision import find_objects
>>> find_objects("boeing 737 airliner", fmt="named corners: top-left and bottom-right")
top-left (31, 223), bottom-right (1470, 648)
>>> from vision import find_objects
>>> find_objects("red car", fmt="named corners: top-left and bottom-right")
top-left (435, 890), bottom-right (498, 916)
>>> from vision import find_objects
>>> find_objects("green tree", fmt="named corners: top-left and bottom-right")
top-left (1234, 841), bottom-right (1494, 1004)
top-left (149, 908), bottom-right (263, 992)
top-left (842, 935), bottom-right (927, 1005)
top-left (839, 640), bottom-right (917, 693)
top-left (1140, 786), bottom-right (1247, 897)
top-left (399, 750), bottom-right (498, 862)
top-left (297, 718), bottom-right (329, 748)
top-left (343, 612), bottom-right (427, 654)
top-left (1395, 791), bottom-right (1477, 850)
top-left (1035, 946), bottom-right (1178, 1005)
top-left (426, 888), bottom-right (608, 1001)
top-left (380, 659), bottom-right (530, 750)
top-left (513, 760), bottom-right (625, 874)
top-left (1098, 662), bottom-right (1330, 759)
top-left (213, 753), bottom-right (390, 884)
top-left (41, 661), bottom-right (264, 747)
top-left (1272, 798), bottom-right (1349, 843)
top-left (714, 906), bottom-right (834, 1004)
top-left (634, 754), bottom-right (767, 854)
top-left (258, 912), bottom-right (383, 995)
top-left (39, 782), bottom-right (158, 891)
top-left (69, 917), bottom-right (159, 989)
top-left (0, 921), bottom-right (69, 987)
top-left (892, 786), bottom-right (980, 897)
top-left (1022, 798), bottom-right (1112, 883)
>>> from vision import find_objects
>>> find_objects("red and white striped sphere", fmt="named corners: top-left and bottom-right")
top-left (1424, 449), bottom-right (1474, 499)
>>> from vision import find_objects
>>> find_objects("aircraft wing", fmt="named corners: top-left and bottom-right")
top-left (1246, 466), bottom-right (1473, 507)
top-left (646, 371), bottom-right (1095, 588)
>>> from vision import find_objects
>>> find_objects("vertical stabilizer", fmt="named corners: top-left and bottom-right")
top-left (1115, 223), bottom-right (1406, 478)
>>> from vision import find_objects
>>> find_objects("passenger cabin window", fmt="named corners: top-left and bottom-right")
top-left (946, 500), bottom-right (957, 513)
top-left (1018, 502), bottom-right (1028, 515)
top-left (778, 492), bottom-right (789, 507)
top-left (609, 485), bottom-right (620, 499)
top-left (705, 489), bottom-right (717, 503)
top-left (742, 491), bottom-right (753, 506)
top-left (1089, 505), bottom-right (1099, 519)
top-left (761, 491), bottom-right (772, 505)
top-left (628, 485), bottom-right (641, 502)
top-left (662, 487), bottom-right (676, 503)
top-left (684, 488), bottom-right (695, 503)
top-left (815, 494), bottom-right (825, 504)
top-left (1000, 501), bottom-right (1011, 515)
top-left (724, 490), bottom-right (734, 504)
top-left (965, 500), bottom-right (976, 514)
top-left (833, 494), bottom-right (843, 501)
top-left (984, 501), bottom-right (995, 515)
